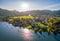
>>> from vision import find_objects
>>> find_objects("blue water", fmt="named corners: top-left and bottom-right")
top-left (0, 22), bottom-right (60, 41)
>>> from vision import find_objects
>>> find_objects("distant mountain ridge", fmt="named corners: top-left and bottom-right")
top-left (0, 8), bottom-right (60, 16)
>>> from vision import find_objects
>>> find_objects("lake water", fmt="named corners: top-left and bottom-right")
top-left (0, 22), bottom-right (60, 41)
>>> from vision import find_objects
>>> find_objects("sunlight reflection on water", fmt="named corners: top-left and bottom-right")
top-left (20, 28), bottom-right (34, 41)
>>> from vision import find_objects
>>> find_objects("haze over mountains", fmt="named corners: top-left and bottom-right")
top-left (0, 8), bottom-right (60, 17)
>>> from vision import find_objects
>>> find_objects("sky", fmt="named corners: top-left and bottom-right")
top-left (0, 0), bottom-right (60, 11)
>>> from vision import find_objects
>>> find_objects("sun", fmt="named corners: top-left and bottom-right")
top-left (20, 3), bottom-right (29, 11)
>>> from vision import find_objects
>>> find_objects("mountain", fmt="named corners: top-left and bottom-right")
top-left (0, 8), bottom-right (60, 16)
top-left (0, 8), bottom-right (21, 16)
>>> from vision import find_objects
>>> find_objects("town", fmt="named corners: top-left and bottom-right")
top-left (1, 14), bottom-right (60, 35)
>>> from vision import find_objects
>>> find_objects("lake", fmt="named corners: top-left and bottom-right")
top-left (0, 22), bottom-right (60, 41)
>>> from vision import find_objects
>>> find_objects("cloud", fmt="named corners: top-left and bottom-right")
top-left (44, 3), bottom-right (60, 10)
